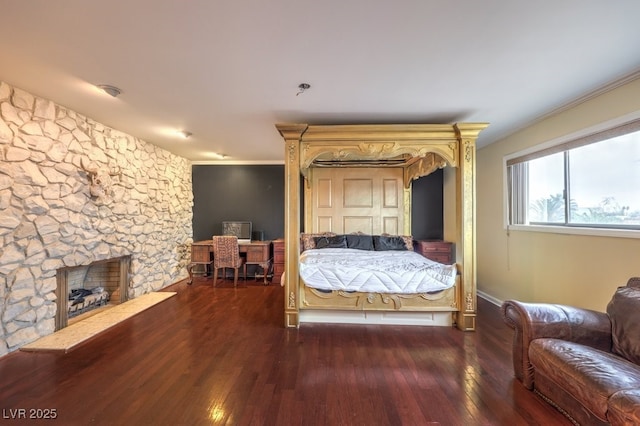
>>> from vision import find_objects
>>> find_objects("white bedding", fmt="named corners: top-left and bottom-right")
top-left (299, 248), bottom-right (457, 294)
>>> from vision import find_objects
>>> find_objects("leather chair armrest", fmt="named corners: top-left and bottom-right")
top-left (501, 300), bottom-right (612, 389)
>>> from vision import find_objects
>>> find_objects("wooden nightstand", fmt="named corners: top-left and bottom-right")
top-left (413, 240), bottom-right (454, 264)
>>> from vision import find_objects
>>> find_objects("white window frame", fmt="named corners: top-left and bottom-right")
top-left (503, 110), bottom-right (640, 239)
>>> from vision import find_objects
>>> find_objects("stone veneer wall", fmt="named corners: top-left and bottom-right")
top-left (0, 81), bottom-right (193, 356)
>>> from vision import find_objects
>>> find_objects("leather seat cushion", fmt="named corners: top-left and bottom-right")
top-left (530, 339), bottom-right (640, 419)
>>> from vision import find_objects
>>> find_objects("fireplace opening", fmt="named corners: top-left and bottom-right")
top-left (55, 256), bottom-right (130, 330)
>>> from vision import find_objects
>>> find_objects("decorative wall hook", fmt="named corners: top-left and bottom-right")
top-left (81, 157), bottom-right (121, 200)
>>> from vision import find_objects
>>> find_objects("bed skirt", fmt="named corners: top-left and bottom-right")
top-left (299, 309), bottom-right (454, 326)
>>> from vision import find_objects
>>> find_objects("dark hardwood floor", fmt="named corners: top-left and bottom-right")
top-left (0, 277), bottom-right (571, 425)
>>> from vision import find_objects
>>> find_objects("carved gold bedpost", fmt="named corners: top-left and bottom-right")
top-left (276, 124), bottom-right (308, 328)
top-left (454, 123), bottom-right (488, 331)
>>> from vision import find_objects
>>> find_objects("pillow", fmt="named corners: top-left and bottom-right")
top-left (300, 232), bottom-right (336, 251)
top-left (400, 235), bottom-right (414, 251)
top-left (346, 234), bottom-right (374, 251)
top-left (381, 233), bottom-right (413, 250)
top-left (314, 234), bottom-right (348, 249)
top-left (607, 286), bottom-right (640, 364)
top-left (373, 235), bottom-right (409, 251)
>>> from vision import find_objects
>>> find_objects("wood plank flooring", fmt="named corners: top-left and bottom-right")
top-left (0, 278), bottom-right (571, 425)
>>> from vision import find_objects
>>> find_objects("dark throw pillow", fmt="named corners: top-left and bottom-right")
top-left (373, 235), bottom-right (408, 251)
top-left (314, 234), bottom-right (348, 249)
top-left (607, 286), bottom-right (640, 364)
top-left (346, 234), bottom-right (374, 251)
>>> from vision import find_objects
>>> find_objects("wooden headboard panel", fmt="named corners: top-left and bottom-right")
top-left (306, 167), bottom-right (408, 235)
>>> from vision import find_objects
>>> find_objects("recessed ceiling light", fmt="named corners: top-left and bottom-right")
top-left (97, 84), bottom-right (122, 97)
top-left (206, 152), bottom-right (226, 159)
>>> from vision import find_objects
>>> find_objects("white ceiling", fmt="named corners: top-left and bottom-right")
top-left (2, 1), bottom-right (640, 163)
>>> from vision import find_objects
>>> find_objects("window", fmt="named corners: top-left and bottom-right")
top-left (506, 119), bottom-right (640, 231)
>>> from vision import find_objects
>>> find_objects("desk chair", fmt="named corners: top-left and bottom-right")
top-left (212, 235), bottom-right (246, 287)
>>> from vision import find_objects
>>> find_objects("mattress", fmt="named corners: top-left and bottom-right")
top-left (299, 248), bottom-right (457, 294)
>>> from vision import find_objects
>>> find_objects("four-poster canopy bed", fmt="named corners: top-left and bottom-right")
top-left (275, 123), bottom-right (488, 331)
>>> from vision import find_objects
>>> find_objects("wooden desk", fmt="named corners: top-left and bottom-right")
top-left (188, 240), bottom-right (272, 285)
top-left (272, 239), bottom-right (285, 284)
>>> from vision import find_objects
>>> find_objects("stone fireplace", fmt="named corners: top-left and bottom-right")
top-left (55, 256), bottom-right (131, 330)
top-left (0, 81), bottom-right (193, 356)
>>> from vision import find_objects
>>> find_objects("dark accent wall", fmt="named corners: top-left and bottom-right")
top-left (411, 168), bottom-right (444, 240)
top-left (192, 165), bottom-right (443, 241)
top-left (192, 165), bottom-right (285, 241)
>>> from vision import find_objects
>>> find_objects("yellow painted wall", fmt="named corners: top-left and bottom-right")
top-left (476, 77), bottom-right (640, 312)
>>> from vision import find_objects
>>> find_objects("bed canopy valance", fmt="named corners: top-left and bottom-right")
top-left (276, 122), bottom-right (488, 331)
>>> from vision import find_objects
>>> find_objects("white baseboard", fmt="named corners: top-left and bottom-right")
top-left (299, 310), bottom-right (453, 326)
top-left (477, 290), bottom-right (503, 307)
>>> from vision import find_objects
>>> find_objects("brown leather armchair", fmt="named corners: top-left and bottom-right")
top-left (502, 300), bottom-right (612, 390)
top-left (502, 278), bottom-right (640, 426)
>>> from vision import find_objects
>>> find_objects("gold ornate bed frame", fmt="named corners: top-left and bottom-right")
top-left (276, 123), bottom-right (488, 331)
